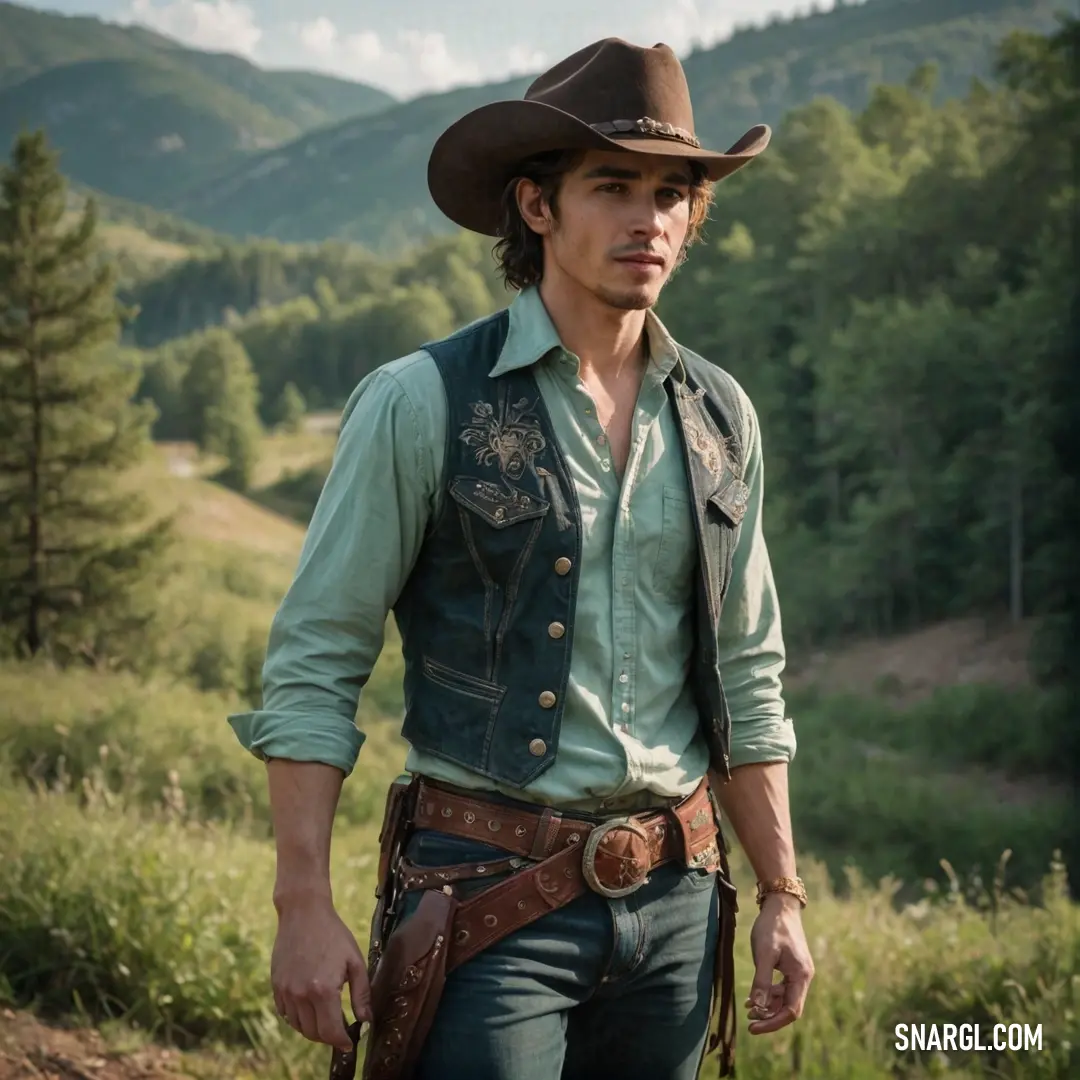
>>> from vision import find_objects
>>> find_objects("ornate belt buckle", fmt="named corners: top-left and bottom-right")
top-left (581, 817), bottom-right (652, 899)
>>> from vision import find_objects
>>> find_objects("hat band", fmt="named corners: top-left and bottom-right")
top-left (590, 116), bottom-right (701, 149)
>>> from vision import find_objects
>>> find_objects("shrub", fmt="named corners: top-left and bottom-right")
top-left (0, 784), bottom-right (278, 1045)
top-left (786, 687), bottom-right (1074, 897)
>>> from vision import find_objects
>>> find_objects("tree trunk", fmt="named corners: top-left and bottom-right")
top-left (26, 317), bottom-right (43, 655)
top-left (828, 463), bottom-right (841, 526)
top-left (1009, 459), bottom-right (1024, 624)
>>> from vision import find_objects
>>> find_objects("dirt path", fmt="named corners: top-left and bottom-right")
top-left (786, 615), bottom-right (1034, 704)
top-left (0, 1010), bottom-right (186, 1080)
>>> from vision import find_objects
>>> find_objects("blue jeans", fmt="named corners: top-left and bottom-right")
top-left (392, 826), bottom-right (721, 1080)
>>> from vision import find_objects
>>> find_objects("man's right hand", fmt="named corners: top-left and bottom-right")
top-left (270, 892), bottom-right (373, 1052)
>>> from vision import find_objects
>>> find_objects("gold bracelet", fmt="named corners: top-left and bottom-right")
top-left (756, 875), bottom-right (807, 909)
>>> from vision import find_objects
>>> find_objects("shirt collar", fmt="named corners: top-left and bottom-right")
top-left (489, 284), bottom-right (681, 379)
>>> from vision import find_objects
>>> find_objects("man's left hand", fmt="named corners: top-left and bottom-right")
top-left (744, 892), bottom-right (814, 1034)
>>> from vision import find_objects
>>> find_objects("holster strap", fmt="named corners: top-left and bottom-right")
top-left (709, 860), bottom-right (740, 1076)
top-left (396, 854), bottom-right (525, 892)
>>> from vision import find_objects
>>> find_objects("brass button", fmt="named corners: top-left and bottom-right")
top-left (529, 738), bottom-right (547, 756)
top-left (538, 690), bottom-right (557, 708)
top-left (548, 621), bottom-right (565, 639)
top-left (554, 557), bottom-right (572, 576)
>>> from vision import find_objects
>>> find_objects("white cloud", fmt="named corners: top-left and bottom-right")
top-left (398, 30), bottom-right (480, 89)
top-left (638, 0), bottom-right (733, 53)
top-left (292, 16), bottom-right (544, 96)
top-left (122, 0), bottom-right (262, 56)
top-left (641, 0), bottom-right (837, 54)
top-left (343, 32), bottom-right (383, 66)
top-left (506, 46), bottom-right (548, 76)
top-left (298, 15), bottom-right (336, 57)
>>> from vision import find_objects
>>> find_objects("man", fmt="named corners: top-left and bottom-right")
top-left (228, 37), bottom-right (813, 1080)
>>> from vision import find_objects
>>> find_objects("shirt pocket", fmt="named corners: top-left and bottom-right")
top-left (652, 484), bottom-right (695, 603)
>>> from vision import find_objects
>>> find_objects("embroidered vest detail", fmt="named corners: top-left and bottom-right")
top-left (392, 310), bottom-right (747, 788)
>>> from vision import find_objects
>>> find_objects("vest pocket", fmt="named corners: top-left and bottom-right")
top-left (654, 484), bottom-right (695, 603)
top-left (422, 655), bottom-right (505, 704)
top-left (448, 476), bottom-right (550, 528)
top-left (706, 477), bottom-right (749, 528)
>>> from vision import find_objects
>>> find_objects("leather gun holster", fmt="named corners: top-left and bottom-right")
top-left (362, 887), bottom-right (456, 1080)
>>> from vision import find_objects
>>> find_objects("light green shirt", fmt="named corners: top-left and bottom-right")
top-left (228, 286), bottom-right (795, 811)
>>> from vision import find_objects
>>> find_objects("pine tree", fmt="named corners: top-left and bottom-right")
top-left (272, 381), bottom-right (306, 434)
top-left (179, 328), bottom-right (262, 492)
top-left (0, 130), bottom-right (172, 666)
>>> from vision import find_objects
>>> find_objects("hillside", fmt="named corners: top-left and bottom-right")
top-left (169, 0), bottom-right (1069, 249)
top-left (0, 57), bottom-right (301, 202)
top-left (678, 0), bottom-right (1074, 148)
top-left (0, 0), bottom-right (394, 204)
top-left (71, 185), bottom-right (226, 249)
top-left (0, 1), bottom-right (394, 123)
top-left (0, 430), bottom-right (1072, 1079)
top-left (172, 75), bottom-right (532, 250)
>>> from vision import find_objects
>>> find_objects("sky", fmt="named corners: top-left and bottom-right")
top-left (20, 0), bottom-right (849, 97)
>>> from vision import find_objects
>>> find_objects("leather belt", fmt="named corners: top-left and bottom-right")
top-left (412, 777), bottom-right (720, 883)
top-left (407, 776), bottom-right (722, 971)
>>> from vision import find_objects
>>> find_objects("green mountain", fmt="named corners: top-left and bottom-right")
top-left (166, 0), bottom-right (1072, 250)
top-left (0, 58), bottom-right (301, 202)
top-left (0, 0), bottom-right (172, 89)
top-left (0, 1), bottom-right (394, 201)
top-left (676, 0), bottom-right (1072, 149)
top-left (172, 76), bottom-right (535, 252)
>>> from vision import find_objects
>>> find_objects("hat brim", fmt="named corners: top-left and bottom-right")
top-left (427, 99), bottom-right (771, 237)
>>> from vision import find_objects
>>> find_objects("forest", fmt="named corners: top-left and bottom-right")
top-left (123, 23), bottom-right (1079, 659)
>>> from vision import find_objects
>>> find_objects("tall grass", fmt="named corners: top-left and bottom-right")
top-left (0, 655), bottom-right (407, 832)
top-left (0, 782), bottom-right (377, 1080)
top-left (1, 440), bottom-right (1075, 1077)
top-left (0, 775), bottom-right (1074, 1078)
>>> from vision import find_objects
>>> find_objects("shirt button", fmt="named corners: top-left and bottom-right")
top-left (538, 690), bottom-right (557, 708)
top-left (597, 434), bottom-right (607, 446)
top-left (618, 673), bottom-right (628, 684)
top-left (529, 738), bottom-right (547, 757)
top-left (554, 557), bottom-right (572, 575)
top-left (600, 460), bottom-right (611, 472)
top-left (548, 621), bottom-right (566, 639)
top-left (621, 703), bottom-right (631, 714)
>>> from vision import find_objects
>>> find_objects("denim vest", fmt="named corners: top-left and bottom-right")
top-left (393, 310), bottom-right (750, 790)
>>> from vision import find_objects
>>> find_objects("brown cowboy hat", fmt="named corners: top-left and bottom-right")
top-left (427, 37), bottom-right (770, 237)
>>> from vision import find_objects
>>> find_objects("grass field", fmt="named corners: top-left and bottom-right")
top-left (0, 432), bottom-right (1076, 1079)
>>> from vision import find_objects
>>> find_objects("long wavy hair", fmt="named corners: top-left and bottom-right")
top-left (491, 148), bottom-right (715, 292)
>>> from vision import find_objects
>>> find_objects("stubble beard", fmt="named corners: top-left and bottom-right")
top-left (594, 282), bottom-right (660, 312)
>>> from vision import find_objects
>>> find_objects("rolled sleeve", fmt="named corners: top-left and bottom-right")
top-left (717, 393), bottom-right (796, 768)
top-left (227, 354), bottom-right (443, 777)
